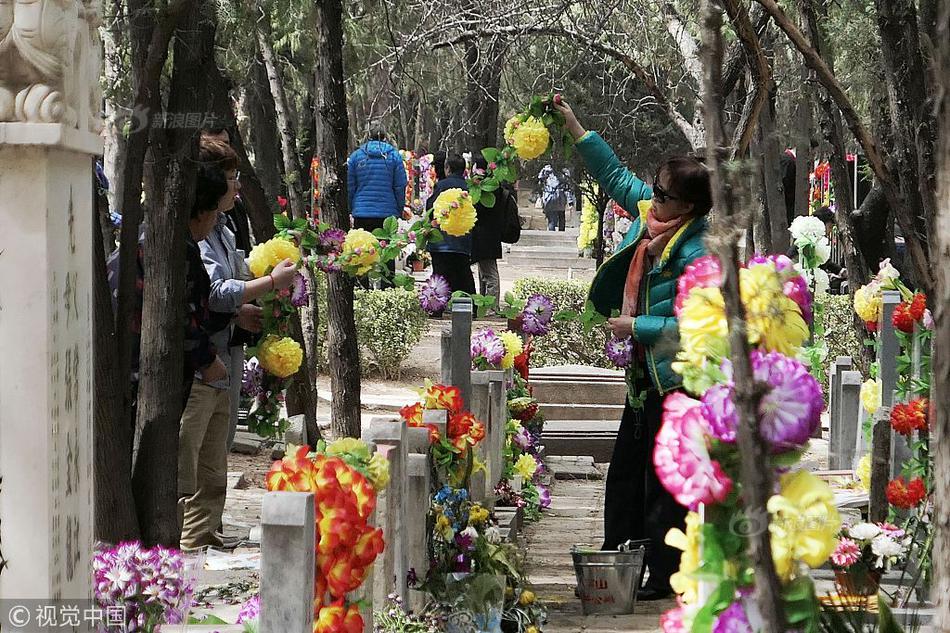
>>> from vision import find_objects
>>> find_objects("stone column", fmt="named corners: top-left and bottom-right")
top-left (440, 297), bottom-right (473, 406)
top-left (260, 492), bottom-right (316, 633)
top-left (0, 113), bottom-right (102, 608)
top-left (827, 356), bottom-right (852, 468)
top-left (487, 376), bottom-right (509, 495)
top-left (361, 417), bottom-right (408, 604)
top-left (404, 427), bottom-right (431, 613)
top-left (878, 291), bottom-right (901, 407)
top-left (837, 371), bottom-right (863, 470)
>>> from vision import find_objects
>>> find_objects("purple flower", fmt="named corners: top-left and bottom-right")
top-left (513, 426), bottom-right (533, 450)
top-left (714, 351), bottom-right (824, 452)
top-left (701, 384), bottom-right (737, 443)
top-left (783, 274), bottom-right (813, 324)
top-left (318, 228), bottom-right (346, 253)
top-left (521, 294), bottom-right (554, 335)
top-left (712, 602), bottom-right (752, 633)
top-left (236, 595), bottom-right (261, 624)
top-left (747, 253), bottom-right (794, 274)
top-left (419, 274), bottom-right (451, 315)
top-left (290, 273), bottom-right (309, 308)
top-left (471, 328), bottom-right (505, 366)
top-left (538, 484), bottom-right (552, 509)
top-left (241, 359), bottom-right (264, 398)
top-left (605, 336), bottom-right (633, 367)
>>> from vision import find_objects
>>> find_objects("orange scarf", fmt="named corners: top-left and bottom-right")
top-left (621, 210), bottom-right (692, 317)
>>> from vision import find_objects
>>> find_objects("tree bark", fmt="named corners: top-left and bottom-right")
top-left (132, 1), bottom-right (216, 547)
top-left (756, 89), bottom-right (791, 254)
top-left (245, 54), bottom-right (285, 209)
top-left (700, 1), bottom-right (786, 629)
top-left (314, 0), bottom-right (362, 439)
top-left (931, 0), bottom-right (949, 625)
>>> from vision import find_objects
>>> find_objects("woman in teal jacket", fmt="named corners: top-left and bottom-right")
top-left (555, 99), bottom-right (712, 600)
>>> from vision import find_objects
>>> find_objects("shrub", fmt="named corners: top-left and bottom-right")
top-left (354, 288), bottom-right (429, 379)
top-left (817, 293), bottom-right (866, 398)
top-left (512, 277), bottom-right (611, 368)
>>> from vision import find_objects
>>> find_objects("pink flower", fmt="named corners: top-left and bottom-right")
top-left (660, 604), bottom-right (692, 633)
top-left (654, 393), bottom-right (733, 510)
top-left (675, 255), bottom-right (722, 317)
top-left (831, 538), bottom-right (862, 567)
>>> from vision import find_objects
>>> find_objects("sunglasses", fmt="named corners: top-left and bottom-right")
top-left (652, 181), bottom-right (680, 204)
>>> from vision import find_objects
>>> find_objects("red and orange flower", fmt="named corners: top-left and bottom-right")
top-left (890, 398), bottom-right (928, 436)
top-left (886, 476), bottom-right (927, 509)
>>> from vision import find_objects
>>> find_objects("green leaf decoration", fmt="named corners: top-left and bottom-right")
top-left (481, 147), bottom-right (500, 162)
top-left (383, 215), bottom-right (398, 234)
top-left (429, 229), bottom-right (444, 244)
top-left (690, 580), bottom-right (736, 633)
top-left (469, 186), bottom-right (482, 205)
top-left (273, 214), bottom-right (292, 230)
top-left (481, 191), bottom-right (497, 208)
top-left (481, 178), bottom-right (499, 192)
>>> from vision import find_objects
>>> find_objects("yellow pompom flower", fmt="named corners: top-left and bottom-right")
top-left (257, 335), bottom-right (304, 378)
top-left (248, 237), bottom-right (301, 278)
top-left (499, 331), bottom-right (524, 369)
top-left (519, 590), bottom-right (536, 605)
top-left (468, 504), bottom-right (490, 525)
top-left (514, 453), bottom-right (538, 480)
top-left (503, 115), bottom-right (523, 145)
top-left (341, 228), bottom-right (380, 275)
top-left (665, 511), bottom-right (701, 605)
top-left (367, 452), bottom-right (390, 491)
top-left (740, 263), bottom-right (809, 355)
top-left (510, 116), bottom-right (550, 160)
top-left (853, 282), bottom-right (883, 323)
top-left (860, 379), bottom-right (882, 416)
top-left (432, 188), bottom-right (477, 237)
top-left (767, 471), bottom-right (841, 581)
top-left (678, 287), bottom-right (730, 366)
top-left (855, 453), bottom-right (871, 491)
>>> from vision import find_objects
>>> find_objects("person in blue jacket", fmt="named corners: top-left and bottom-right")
top-left (426, 153), bottom-right (476, 295)
top-left (555, 98), bottom-right (713, 601)
top-left (347, 123), bottom-right (408, 285)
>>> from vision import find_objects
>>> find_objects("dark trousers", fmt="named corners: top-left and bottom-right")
top-left (603, 392), bottom-right (687, 591)
top-left (545, 208), bottom-right (566, 231)
top-left (431, 252), bottom-right (476, 295)
top-left (353, 216), bottom-right (396, 288)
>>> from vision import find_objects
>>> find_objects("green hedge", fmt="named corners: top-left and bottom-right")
top-left (354, 288), bottom-right (429, 379)
top-left (512, 277), bottom-right (611, 368)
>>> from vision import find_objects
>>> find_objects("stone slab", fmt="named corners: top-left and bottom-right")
top-left (231, 432), bottom-right (263, 455)
top-left (260, 492), bottom-right (315, 633)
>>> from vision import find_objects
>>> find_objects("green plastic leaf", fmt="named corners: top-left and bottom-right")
top-left (481, 147), bottom-right (501, 162)
top-left (393, 273), bottom-right (415, 291)
top-left (383, 216), bottom-right (398, 234)
top-left (429, 229), bottom-right (444, 244)
top-left (481, 191), bottom-right (497, 208)
top-left (481, 178), bottom-right (499, 192)
top-left (189, 615), bottom-right (228, 625)
top-left (273, 214), bottom-right (291, 230)
top-left (469, 186), bottom-right (482, 205)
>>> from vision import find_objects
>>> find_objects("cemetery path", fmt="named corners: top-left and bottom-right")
top-left (524, 478), bottom-right (671, 632)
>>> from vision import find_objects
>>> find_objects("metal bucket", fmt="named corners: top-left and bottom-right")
top-left (571, 540), bottom-right (649, 616)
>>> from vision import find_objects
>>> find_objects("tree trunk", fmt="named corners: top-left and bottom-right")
top-left (245, 54), bottom-right (285, 208)
top-left (793, 11), bottom-right (812, 219)
top-left (931, 0), bottom-right (949, 626)
top-left (314, 0), bottom-right (362, 439)
top-left (132, 0), bottom-right (216, 547)
top-left (700, 1), bottom-right (786, 629)
top-left (799, 0), bottom-right (871, 289)
top-left (757, 90), bottom-right (791, 253)
top-left (93, 195), bottom-right (139, 543)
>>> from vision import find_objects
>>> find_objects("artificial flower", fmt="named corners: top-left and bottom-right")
top-left (886, 476), bottom-right (926, 509)
top-left (767, 471), bottom-right (841, 580)
top-left (909, 293), bottom-right (927, 321)
top-left (236, 595), bottom-right (261, 624)
top-left (432, 189), bottom-right (477, 237)
top-left (519, 590), bottom-right (536, 605)
top-left (510, 116), bottom-right (550, 160)
top-left (521, 293), bottom-right (555, 336)
top-left (855, 454), bottom-right (872, 491)
top-left (419, 273), bottom-right (451, 315)
top-left (831, 538), bottom-right (861, 567)
top-left (892, 301), bottom-right (916, 333)
top-left (654, 393), bottom-right (733, 510)
top-left (700, 384), bottom-right (737, 443)
top-left (853, 282), bottom-right (883, 324)
top-left (538, 484), bottom-right (552, 509)
top-left (367, 452), bottom-right (390, 491)
top-left (783, 273), bottom-right (814, 324)
top-left (290, 272), bottom-right (309, 307)
top-left (471, 328), bottom-right (506, 367)
top-left (326, 437), bottom-right (371, 461)
top-left (257, 335), bottom-right (303, 378)
top-left (248, 236), bottom-right (301, 278)
top-left (660, 601), bottom-right (696, 633)
top-left (860, 379), bottom-right (882, 416)
top-left (420, 381), bottom-right (463, 413)
top-left (890, 398), bottom-right (928, 436)
top-left (468, 504), bottom-right (490, 524)
top-left (503, 115), bottom-right (522, 145)
top-left (399, 402), bottom-right (423, 426)
top-left (740, 260), bottom-right (810, 354)
top-left (512, 425), bottom-right (533, 451)
top-left (242, 358), bottom-right (264, 398)
top-left (340, 229), bottom-right (380, 275)
top-left (712, 601), bottom-right (752, 633)
top-left (605, 336), bottom-right (633, 368)
top-left (665, 511), bottom-right (701, 604)
top-left (317, 227), bottom-right (346, 253)
top-left (847, 523), bottom-right (881, 541)
top-left (499, 331), bottom-right (524, 369)
top-left (484, 526), bottom-right (502, 544)
top-left (876, 259), bottom-right (901, 286)
top-left (870, 535), bottom-right (903, 568)
top-left (677, 287), bottom-right (730, 366)
top-left (675, 255), bottom-right (722, 317)
top-left (514, 453), bottom-right (539, 480)
top-left (789, 215), bottom-right (826, 245)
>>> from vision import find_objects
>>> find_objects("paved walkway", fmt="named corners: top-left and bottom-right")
top-left (524, 478), bottom-right (671, 632)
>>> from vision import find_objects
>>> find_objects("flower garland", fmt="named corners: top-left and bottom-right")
top-left (657, 251), bottom-right (841, 631)
top-left (577, 193), bottom-right (599, 253)
top-left (265, 439), bottom-right (388, 633)
top-left (789, 215), bottom-right (832, 378)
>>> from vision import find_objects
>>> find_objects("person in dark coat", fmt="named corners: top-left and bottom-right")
top-left (470, 155), bottom-right (507, 309)
top-left (427, 153), bottom-right (476, 294)
top-left (347, 123), bottom-right (408, 231)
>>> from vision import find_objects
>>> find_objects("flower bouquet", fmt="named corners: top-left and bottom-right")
top-left (831, 523), bottom-right (910, 596)
top-left (471, 329), bottom-right (523, 371)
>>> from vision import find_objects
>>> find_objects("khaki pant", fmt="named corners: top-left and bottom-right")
top-left (178, 381), bottom-right (230, 550)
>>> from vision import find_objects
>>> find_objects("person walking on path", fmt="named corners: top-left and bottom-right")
top-left (470, 154), bottom-right (510, 309)
top-left (554, 98), bottom-right (713, 600)
top-left (178, 140), bottom-right (298, 551)
top-left (427, 153), bottom-right (476, 294)
top-left (538, 164), bottom-right (574, 231)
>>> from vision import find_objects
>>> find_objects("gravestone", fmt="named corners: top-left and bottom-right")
top-left (836, 371), bottom-right (863, 470)
top-left (470, 371), bottom-right (504, 503)
top-left (827, 356), bottom-right (852, 465)
top-left (0, 3), bottom-right (102, 604)
top-left (404, 427), bottom-right (431, 613)
top-left (878, 291), bottom-right (901, 407)
top-left (440, 296), bottom-right (473, 407)
top-left (487, 376), bottom-right (510, 495)
top-left (361, 417), bottom-right (409, 604)
top-left (260, 492), bottom-right (316, 633)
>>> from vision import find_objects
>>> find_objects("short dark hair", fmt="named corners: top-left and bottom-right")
top-left (367, 121), bottom-right (387, 142)
top-left (656, 156), bottom-right (712, 215)
top-left (199, 138), bottom-right (239, 172)
top-left (200, 121), bottom-right (228, 137)
top-left (433, 151), bottom-right (447, 179)
top-left (445, 153), bottom-right (466, 176)
top-left (192, 164), bottom-right (228, 218)
top-left (814, 206), bottom-right (834, 224)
